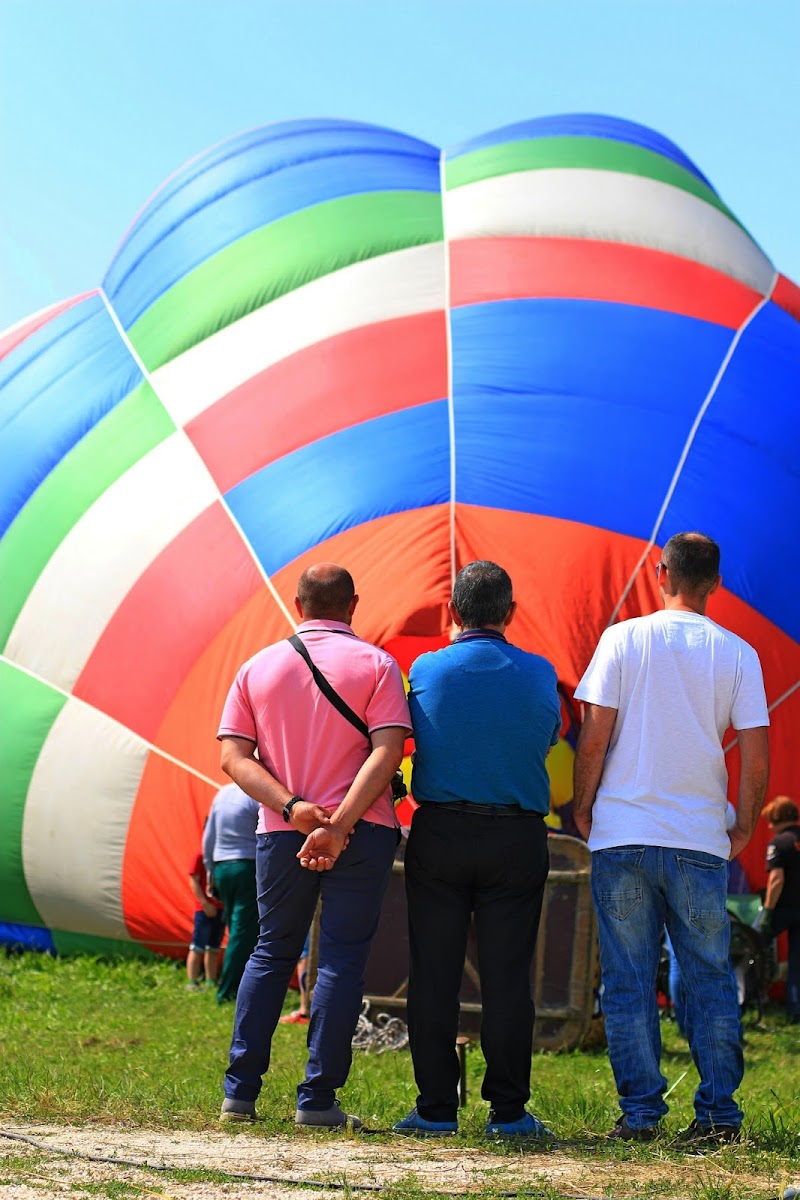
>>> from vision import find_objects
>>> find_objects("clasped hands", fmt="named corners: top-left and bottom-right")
top-left (289, 801), bottom-right (352, 872)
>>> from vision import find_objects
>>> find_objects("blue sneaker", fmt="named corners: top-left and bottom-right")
top-left (486, 1111), bottom-right (554, 1140)
top-left (393, 1107), bottom-right (457, 1137)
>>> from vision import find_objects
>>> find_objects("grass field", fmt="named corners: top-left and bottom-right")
top-left (0, 952), bottom-right (798, 1199)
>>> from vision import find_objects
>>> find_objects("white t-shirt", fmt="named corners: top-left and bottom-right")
top-left (575, 610), bottom-right (769, 858)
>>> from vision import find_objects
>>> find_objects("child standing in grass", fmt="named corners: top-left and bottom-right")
top-left (186, 851), bottom-right (225, 991)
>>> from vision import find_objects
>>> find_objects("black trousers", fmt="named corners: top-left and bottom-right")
top-left (404, 805), bottom-right (550, 1122)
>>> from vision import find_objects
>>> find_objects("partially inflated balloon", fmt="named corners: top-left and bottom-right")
top-left (1, 115), bottom-right (798, 954)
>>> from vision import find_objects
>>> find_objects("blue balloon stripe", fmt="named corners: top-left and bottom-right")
top-left (659, 301), bottom-right (800, 641)
top-left (451, 296), bottom-right (731, 535)
top-left (0, 303), bottom-right (143, 538)
top-left (105, 129), bottom-right (441, 328)
top-left (447, 113), bottom-right (712, 187)
top-left (0, 922), bottom-right (55, 953)
top-left (226, 400), bottom-right (450, 576)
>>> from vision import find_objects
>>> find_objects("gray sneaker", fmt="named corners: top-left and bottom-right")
top-left (296, 1102), bottom-right (362, 1130)
top-left (220, 1097), bottom-right (257, 1122)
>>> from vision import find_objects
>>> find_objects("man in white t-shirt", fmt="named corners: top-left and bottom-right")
top-left (573, 532), bottom-right (769, 1146)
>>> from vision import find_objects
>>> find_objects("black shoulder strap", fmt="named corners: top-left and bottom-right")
top-left (288, 634), bottom-right (370, 742)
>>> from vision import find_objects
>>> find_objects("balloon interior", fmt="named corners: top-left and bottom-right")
top-left (1, 114), bottom-right (798, 957)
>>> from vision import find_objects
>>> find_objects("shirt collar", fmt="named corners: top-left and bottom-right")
top-left (454, 628), bottom-right (508, 643)
top-left (296, 619), bottom-right (357, 636)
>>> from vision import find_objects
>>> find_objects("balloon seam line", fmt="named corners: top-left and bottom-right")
top-left (98, 288), bottom-right (297, 632)
top-left (723, 676), bottom-right (800, 755)
top-left (606, 270), bottom-right (779, 628)
top-left (440, 149), bottom-right (457, 590)
top-left (1, 652), bottom-right (221, 789)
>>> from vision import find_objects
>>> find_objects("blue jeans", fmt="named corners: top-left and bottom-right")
top-left (224, 821), bottom-right (397, 1110)
top-left (592, 846), bottom-right (743, 1130)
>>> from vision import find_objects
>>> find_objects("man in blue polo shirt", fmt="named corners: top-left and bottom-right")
top-left (394, 561), bottom-right (561, 1140)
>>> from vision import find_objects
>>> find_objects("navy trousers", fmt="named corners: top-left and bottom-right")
top-left (224, 821), bottom-right (397, 1110)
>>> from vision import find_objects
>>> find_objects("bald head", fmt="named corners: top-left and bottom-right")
top-left (296, 563), bottom-right (357, 622)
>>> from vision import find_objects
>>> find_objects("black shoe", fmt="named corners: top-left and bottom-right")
top-left (679, 1119), bottom-right (741, 1146)
top-left (607, 1116), bottom-right (659, 1142)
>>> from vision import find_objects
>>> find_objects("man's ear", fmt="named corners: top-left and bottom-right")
top-left (504, 600), bottom-right (518, 628)
top-left (348, 593), bottom-right (359, 620)
top-left (709, 574), bottom-right (722, 596)
top-left (294, 596), bottom-right (304, 619)
top-left (448, 600), bottom-right (464, 629)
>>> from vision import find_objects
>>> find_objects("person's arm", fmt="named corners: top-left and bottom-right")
top-left (573, 703), bottom-right (617, 841)
top-left (296, 726), bottom-right (407, 871)
top-left (189, 872), bottom-right (217, 917)
top-left (764, 867), bottom-right (785, 911)
top-left (727, 726), bottom-right (770, 860)
top-left (219, 736), bottom-right (330, 835)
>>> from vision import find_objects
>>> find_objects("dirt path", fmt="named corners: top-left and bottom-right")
top-left (0, 1121), bottom-right (788, 1200)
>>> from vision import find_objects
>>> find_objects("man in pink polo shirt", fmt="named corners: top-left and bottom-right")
top-left (217, 563), bottom-right (410, 1129)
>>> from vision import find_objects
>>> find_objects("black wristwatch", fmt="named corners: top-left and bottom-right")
top-left (283, 796), bottom-right (304, 823)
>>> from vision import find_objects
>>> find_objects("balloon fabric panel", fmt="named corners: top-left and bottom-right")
top-left (451, 299), bottom-right (733, 535)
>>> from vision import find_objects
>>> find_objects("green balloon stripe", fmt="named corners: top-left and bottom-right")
top-left (0, 663), bottom-right (67, 927)
top-left (0, 382), bottom-right (175, 650)
top-left (445, 136), bottom-right (741, 228)
top-left (128, 190), bottom-right (445, 372)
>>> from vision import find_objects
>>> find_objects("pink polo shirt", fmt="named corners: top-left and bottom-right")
top-left (218, 621), bottom-right (412, 834)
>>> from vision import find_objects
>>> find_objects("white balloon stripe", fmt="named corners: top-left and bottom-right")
top-left (22, 698), bottom-right (148, 940)
top-left (446, 168), bottom-right (775, 296)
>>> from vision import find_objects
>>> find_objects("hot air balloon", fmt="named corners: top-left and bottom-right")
top-left (1, 114), bottom-right (798, 956)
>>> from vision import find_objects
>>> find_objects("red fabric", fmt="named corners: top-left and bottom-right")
top-left (450, 237), bottom-right (761, 328)
top-left (774, 274), bottom-right (800, 324)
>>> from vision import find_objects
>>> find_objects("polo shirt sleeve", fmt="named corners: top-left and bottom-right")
top-left (217, 667), bottom-right (258, 743)
top-left (730, 643), bottom-right (769, 730)
top-left (574, 627), bottom-right (621, 710)
top-left (365, 658), bottom-right (412, 735)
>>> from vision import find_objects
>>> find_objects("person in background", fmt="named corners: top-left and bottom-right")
top-left (755, 796), bottom-right (800, 1024)
top-left (574, 532), bottom-right (769, 1146)
top-left (394, 560), bottom-right (561, 1140)
top-left (203, 782), bottom-right (260, 1004)
top-left (186, 847), bottom-right (225, 991)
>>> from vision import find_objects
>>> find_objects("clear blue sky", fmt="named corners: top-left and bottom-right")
top-left (2, 0), bottom-right (798, 332)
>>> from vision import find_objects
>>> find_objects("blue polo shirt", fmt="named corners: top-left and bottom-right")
top-left (408, 631), bottom-right (561, 814)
